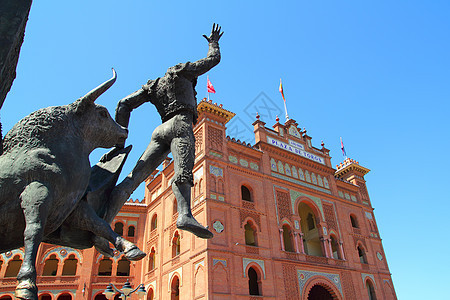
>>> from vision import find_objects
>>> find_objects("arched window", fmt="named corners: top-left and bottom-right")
top-left (330, 235), bottom-right (341, 260)
top-left (148, 248), bottom-right (156, 271)
top-left (198, 179), bottom-right (203, 195)
top-left (282, 224), bottom-right (295, 252)
top-left (173, 199), bottom-right (178, 215)
top-left (151, 214), bottom-right (158, 231)
top-left (358, 246), bottom-right (368, 264)
top-left (172, 232), bottom-right (180, 257)
top-left (5, 255), bottom-right (22, 277)
top-left (210, 176), bottom-right (216, 192)
top-left (57, 293), bottom-right (72, 300)
top-left (244, 221), bottom-right (257, 246)
top-left (117, 257), bottom-right (130, 276)
top-left (241, 186), bottom-right (252, 202)
top-left (350, 215), bottom-right (359, 228)
top-left (171, 276), bottom-right (180, 300)
top-left (217, 179), bottom-right (225, 194)
top-left (42, 254), bottom-right (59, 276)
top-left (62, 254), bottom-right (78, 276)
top-left (248, 267), bottom-right (261, 296)
top-left (127, 226), bottom-right (135, 237)
top-left (298, 203), bottom-right (323, 257)
top-left (147, 289), bottom-right (154, 300)
top-left (98, 258), bottom-right (112, 276)
top-left (38, 294), bottom-right (52, 300)
top-left (307, 213), bottom-right (315, 231)
top-left (366, 280), bottom-right (377, 300)
top-left (193, 182), bottom-right (198, 198)
top-left (114, 222), bottom-right (124, 236)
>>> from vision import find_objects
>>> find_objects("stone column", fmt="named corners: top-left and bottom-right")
top-left (327, 239), bottom-right (334, 259)
top-left (293, 232), bottom-right (300, 253)
top-left (298, 233), bottom-right (306, 254)
top-left (320, 237), bottom-right (330, 258)
top-left (339, 240), bottom-right (346, 260)
top-left (279, 228), bottom-right (285, 251)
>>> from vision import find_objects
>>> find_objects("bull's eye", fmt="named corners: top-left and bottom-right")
top-left (99, 110), bottom-right (108, 118)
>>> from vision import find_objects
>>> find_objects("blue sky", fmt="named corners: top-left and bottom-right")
top-left (3, 1), bottom-right (450, 299)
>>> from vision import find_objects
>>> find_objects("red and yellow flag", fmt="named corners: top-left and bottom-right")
top-left (279, 78), bottom-right (286, 102)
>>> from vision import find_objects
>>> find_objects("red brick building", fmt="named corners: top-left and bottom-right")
top-left (0, 100), bottom-right (396, 299)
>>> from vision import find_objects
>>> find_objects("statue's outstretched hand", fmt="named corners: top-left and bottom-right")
top-left (203, 23), bottom-right (223, 43)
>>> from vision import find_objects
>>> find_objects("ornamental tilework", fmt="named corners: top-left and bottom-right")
top-left (229, 155), bottom-right (238, 164)
top-left (297, 269), bottom-right (342, 297)
top-left (273, 173), bottom-right (331, 195)
top-left (250, 162), bottom-right (259, 171)
top-left (1, 249), bottom-right (24, 261)
top-left (213, 258), bottom-right (227, 267)
top-left (289, 189), bottom-right (325, 221)
top-left (209, 165), bottom-right (223, 177)
top-left (270, 158), bottom-right (277, 171)
top-left (243, 258), bottom-right (266, 279)
top-left (239, 209), bottom-right (261, 231)
top-left (239, 159), bottom-right (249, 167)
top-left (361, 273), bottom-right (377, 289)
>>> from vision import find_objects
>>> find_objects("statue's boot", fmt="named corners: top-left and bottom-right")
top-left (173, 182), bottom-right (213, 239)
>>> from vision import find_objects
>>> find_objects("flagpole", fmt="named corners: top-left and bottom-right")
top-left (283, 98), bottom-right (289, 122)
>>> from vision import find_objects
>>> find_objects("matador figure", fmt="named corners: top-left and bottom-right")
top-left (103, 24), bottom-right (223, 239)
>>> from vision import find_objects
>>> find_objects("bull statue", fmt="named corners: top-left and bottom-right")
top-left (0, 69), bottom-right (145, 300)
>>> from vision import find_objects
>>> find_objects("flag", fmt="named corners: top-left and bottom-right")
top-left (279, 78), bottom-right (286, 102)
top-left (340, 137), bottom-right (347, 157)
top-left (207, 76), bottom-right (216, 94)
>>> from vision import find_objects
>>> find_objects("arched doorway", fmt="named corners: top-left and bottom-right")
top-left (0, 296), bottom-right (13, 300)
top-left (38, 294), bottom-right (52, 300)
top-left (171, 276), bottom-right (180, 300)
top-left (57, 293), bottom-right (72, 300)
top-left (94, 293), bottom-right (108, 300)
top-left (308, 284), bottom-right (334, 300)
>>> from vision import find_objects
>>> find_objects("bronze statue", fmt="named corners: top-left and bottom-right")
top-left (102, 24), bottom-right (224, 239)
top-left (0, 70), bottom-right (145, 300)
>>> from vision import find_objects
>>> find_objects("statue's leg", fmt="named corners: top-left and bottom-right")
top-left (69, 201), bottom-right (145, 261)
top-left (171, 127), bottom-right (213, 239)
top-left (16, 182), bottom-right (50, 300)
top-left (104, 125), bottom-right (171, 224)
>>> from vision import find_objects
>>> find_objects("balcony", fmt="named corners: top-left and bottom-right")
top-left (352, 227), bottom-right (361, 235)
top-left (242, 200), bottom-right (255, 210)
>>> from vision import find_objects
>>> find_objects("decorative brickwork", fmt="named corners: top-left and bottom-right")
top-left (340, 271), bottom-right (357, 299)
top-left (282, 264), bottom-right (300, 299)
top-left (323, 203), bottom-right (337, 232)
top-left (276, 190), bottom-right (291, 221)
top-left (195, 129), bottom-right (203, 154)
top-left (353, 236), bottom-right (367, 250)
top-left (239, 209), bottom-right (261, 231)
top-left (306, 255), bottom-right (328, 265)
top-left (208, 127), bottom-right (223, 152)
top-left (242, 200), bottom-right (255, 210)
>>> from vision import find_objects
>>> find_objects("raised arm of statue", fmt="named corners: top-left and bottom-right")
top-left (183, 23), bottom-right (223, 77)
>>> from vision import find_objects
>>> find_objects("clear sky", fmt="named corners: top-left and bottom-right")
top-left (3, 1), bottom-right (450, 299)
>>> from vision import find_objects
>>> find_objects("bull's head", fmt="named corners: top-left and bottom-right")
top-left (72, 69), bottom-right (128, 150)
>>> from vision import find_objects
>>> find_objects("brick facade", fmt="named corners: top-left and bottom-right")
top-left (0, 100), bottom-right (396, 300)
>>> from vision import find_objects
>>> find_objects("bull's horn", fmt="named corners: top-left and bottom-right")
top-left (81, 68), bottom-right (117, 103)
